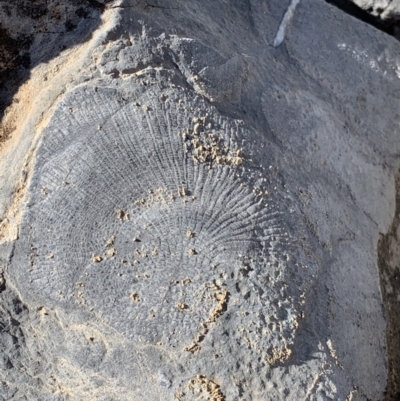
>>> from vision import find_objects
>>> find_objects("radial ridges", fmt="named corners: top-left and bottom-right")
top-left (11, 83), bottom-right (315, 366)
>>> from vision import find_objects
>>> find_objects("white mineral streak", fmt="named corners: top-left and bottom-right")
top-left (273, 0), bottom-right (301, 47)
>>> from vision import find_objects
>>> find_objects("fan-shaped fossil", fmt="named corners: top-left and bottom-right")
top-left (10, 83), bottom-right (315, 366)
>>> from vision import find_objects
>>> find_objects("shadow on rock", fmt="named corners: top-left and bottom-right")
top-left (0, 0), bottom-right (109, 145)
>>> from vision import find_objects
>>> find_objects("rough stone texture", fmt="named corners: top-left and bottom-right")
top-left (1, 0), bottom-right (400, 400)
top-left (379, 171), bottom-right (400, 401)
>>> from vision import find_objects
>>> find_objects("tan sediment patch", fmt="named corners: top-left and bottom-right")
top-left (182, 116), bottom-right (244, 168)
top-left (134, 188), bottom-right (171, 207)
top-left (184, 282), bottom-right (229, 353)
top-left (188, 375), bottom-right (225, 401)
top-left (266, 345), bottom-right (292, 365)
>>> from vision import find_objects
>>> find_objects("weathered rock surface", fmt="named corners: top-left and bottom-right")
top-left (0, 0), bottom-right (400, 400)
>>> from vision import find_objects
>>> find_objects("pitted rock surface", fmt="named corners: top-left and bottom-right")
top-left (10, 82), bottom-right (318, 398)
top-left (1, 0), bottom-right (400, 400)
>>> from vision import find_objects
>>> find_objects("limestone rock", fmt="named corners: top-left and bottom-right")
top-left (1, 0), bottom-right (400, 400)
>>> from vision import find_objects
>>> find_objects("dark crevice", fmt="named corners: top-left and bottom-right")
top-left (325, 0), bottom-right (400, 40)
top-left (85, 0), bottom-right (107, 10)
top-left (378, 168), bottom-right (400, 401)
top-left (0, 0), bottom-right (112, 147)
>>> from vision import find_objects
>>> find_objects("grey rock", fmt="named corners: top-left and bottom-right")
top-left (0, 0), bottom-right (400, 400)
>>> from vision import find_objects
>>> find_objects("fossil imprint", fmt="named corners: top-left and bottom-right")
top-left (11, 84), bottom-right (315, 363)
